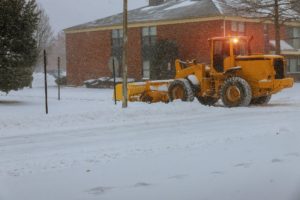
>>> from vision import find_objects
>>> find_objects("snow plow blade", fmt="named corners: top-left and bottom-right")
top-left (115, 80), bottom-right (173, 103)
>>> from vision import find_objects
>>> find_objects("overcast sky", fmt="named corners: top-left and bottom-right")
top-left (36, 0), bottom-right (148, 33)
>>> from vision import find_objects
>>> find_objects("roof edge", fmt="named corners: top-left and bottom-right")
top-left (64, 16), bottom-right (300, 34)
top-left (63, 16), bottom-right (231, 34)
top-left (64, 16), bottom-right (223, 34)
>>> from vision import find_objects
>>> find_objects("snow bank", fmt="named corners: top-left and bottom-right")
top-left (31, 73), bottom-right (56, 87)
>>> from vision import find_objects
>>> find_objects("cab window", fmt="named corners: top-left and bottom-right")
top-left (233, 39), bottom-right (248, 56)
top-left (213, 40), bottom-right (230, 72)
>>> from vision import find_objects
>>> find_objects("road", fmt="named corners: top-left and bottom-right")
top-left (0, 85), bottom-right (300, 200)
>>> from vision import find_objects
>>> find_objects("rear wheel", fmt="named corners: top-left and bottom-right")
top-left (251, 95), bottom-right (271, 105)
top-left (221, 77), bottom-right (252, 107)
top-left (197, 96), bottom-right (219, 106)
top-left (168, 79), bottom-right (194, 102)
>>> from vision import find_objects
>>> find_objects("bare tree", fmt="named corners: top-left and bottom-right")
top-left (34, 5), bottom-right (53, 71)
top-left (291, 0), bottom-right (300, 13)
top-left (226, 0), bottom-right (300, 54)
top-left (47, 32), bottom-right (66, 73)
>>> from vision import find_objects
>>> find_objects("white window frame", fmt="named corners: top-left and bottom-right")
top-left (238, 22), bottom-right (245, 32)
top-left (142, 60), bottom-right (151, 79)
top-left (142, 26), bottom-right (157, 79)
top-left (287, 56), bottom-right (300, 73)
top-left (231, 21), bottom-right (245, 33)
top-left (231, 21), bottom-right (238, 32)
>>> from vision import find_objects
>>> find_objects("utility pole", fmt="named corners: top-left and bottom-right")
top-left (43, 50), bottom-right (48, 114)
top-left (113, 58), bottom-right (117, 105)
top-left (57, 57), bottom-right (61, 101)
top-left (122, 0), bottom-right (128, 108)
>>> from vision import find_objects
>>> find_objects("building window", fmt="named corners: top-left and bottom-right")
top-left (142, 26), bottom-right (157, 79)
top-left (231, 21), bottom-right (245, 34)
top-left (112, 29), bottom-right (123, 47)
top-left (286, 27), bottom-right (300, 49)
top-left (143, 61), bottom-right (150, 78)
top-left (111, 29), bottom-right (123, 76)
top-left (263, 24), bottom-right (270, 53)
top-left (293, 27), bottom-right (300, 49)
top-left (142, 26), bottom-right (157, 46)
top-left (287, 57), bottom-right (300, 73)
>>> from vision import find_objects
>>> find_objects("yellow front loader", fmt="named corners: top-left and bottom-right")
top-left (116, 36), bottom-right (294, 107)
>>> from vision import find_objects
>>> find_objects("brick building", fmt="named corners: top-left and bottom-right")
top-left (64, 0), bottom-right (300, 85)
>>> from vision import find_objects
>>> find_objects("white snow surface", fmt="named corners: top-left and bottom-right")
top-left (187, 75), bottom-right (200, 85)
top-left (1, 83), bottom-right (300, 200)
top-left (32, 73), bottom-right (56, 87)
top-left (211, 0), bottom-right (224, 14)
top-left (150, 85), bottom-right (169, 92)
top-left (164, 0), bottom-right (197, 11)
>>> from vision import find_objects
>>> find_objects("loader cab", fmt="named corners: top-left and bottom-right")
top-left (210, 37), bottom-right (249, 73)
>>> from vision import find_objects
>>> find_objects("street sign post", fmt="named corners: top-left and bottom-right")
top-left (108, 56), bottom-right (119, 105)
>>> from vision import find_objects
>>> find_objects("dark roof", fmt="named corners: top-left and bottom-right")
top-left (65, 0), bottom-right (233, 32)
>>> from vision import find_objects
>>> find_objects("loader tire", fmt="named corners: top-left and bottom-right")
top-left (251, 95), bottom-right (271, 105)
top-left (168, 79), bottom-right (194, 102)
top-left (197, 96), bottom-right (219, 106)
top-left (221, 77), bottom-right (252, 107)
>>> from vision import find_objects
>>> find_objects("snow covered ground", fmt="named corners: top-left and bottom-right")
top-left (0, 78), bottom-right (300, 200)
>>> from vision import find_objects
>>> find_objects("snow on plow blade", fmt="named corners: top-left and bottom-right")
top-left (115, 80), bottom-right (173, 103)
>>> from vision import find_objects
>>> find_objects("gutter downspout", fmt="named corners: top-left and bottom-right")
top-left (223, 17), bottom-right (226, 37)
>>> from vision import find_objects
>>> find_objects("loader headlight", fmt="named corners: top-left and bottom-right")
top-left (232, 38), bottom-right (239, 44)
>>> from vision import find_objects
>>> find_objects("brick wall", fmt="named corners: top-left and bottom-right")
top-left (66, 28), bottom-right (142, 85)
top-left (66, 20), bottom-right (286, 85)
top-left (158, 20), bottom-right (224, 64)
top-left (224, 21), bottom-right (267, 54)
top-left (66, 31), bottom-right (111, 85)
top-left (158, 20), bottom-right (272, 62)
top-left (243, 22), bottom-right (265, 54)
top-left (224, 21), bottom-right (287, 54)
top-left (266, 24), bottom-right (287, 52)
top-left (127, 28), bottom-right (142, 79)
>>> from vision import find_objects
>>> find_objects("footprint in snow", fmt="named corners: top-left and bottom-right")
top-left (7, 170), bottom-right (20, 177)
top-left (211, 171), bottom-right (225, 175)
top-left (133, 182), bottom-right (152, 188)
top-left (234, 162), bottom-right (252, 168)
top-left (168, 174), bottom-right (188, 180)
top-left (276, 127), bottom-right (291, 135)
top-left (87, 186), bottom-right (114, 195)
top-left (271, 158), bottom-right (284, 163)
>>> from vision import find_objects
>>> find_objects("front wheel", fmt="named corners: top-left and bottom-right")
top-left (168, 79), bottom-right (194, 102)
top-left (221, 77), bottom-right (252, 107)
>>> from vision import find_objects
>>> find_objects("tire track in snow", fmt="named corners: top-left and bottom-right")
top-left (0, 108), bottom-right (297, 176)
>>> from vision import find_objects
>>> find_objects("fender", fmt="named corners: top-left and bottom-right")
top-left (224, 66), bottom-right (242, 74)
